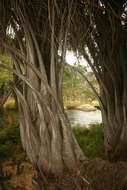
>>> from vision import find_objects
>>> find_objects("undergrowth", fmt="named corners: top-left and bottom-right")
top-left (0, 124), bottom-right (26, 162)
top-left (0, 111), bottom-right (104, 189)
top-left (0, 110), bottom-right (25, 163)
top-left (73, 124), bottom-right (105, 159)
top-left (0, 117), bottom-right (105, 162)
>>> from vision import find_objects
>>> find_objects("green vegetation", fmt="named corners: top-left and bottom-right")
top-left (0, 110), bottom-right (25, 163)
top-left (0, 113), bottom-right (25, 190)
top-left (0, 112), bottom-right (25, 164)
top-left (63, 66), bottom-right (98, 107)
top-left (0, 54), bottom-right (13, 84)
top-left (0, 123), bottom-right (26, 162)
top-left (73, 124), bottom-right (105, 159)
top-left (0, 178), bottom-right (10, 190)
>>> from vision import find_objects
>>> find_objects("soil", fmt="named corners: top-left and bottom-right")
top-left (1, 161), bottom-right (35, 190)
top-left (48, 159), bottom-right (127, 190)
top-left (2, 158), bottom-right (127, 190)
top-left (82, 158), bottom-right (127, 190)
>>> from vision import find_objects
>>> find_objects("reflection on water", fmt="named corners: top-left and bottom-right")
top-left (66, 109), bottom-right (102, 126)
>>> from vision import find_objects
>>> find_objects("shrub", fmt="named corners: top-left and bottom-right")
top-left (0, 124), bottom-right (26, 162)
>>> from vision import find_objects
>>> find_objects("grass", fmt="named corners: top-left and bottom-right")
top-left (0, 123), bottom-right (26, 162)
top-left (73, 124), bottom-right (105, 159)
top-left (0, 179), bottom-right (10, 190)
top-left (0, 54), bottom-right (13, 84)
top-left (0, 109), bottom-right (25, 163)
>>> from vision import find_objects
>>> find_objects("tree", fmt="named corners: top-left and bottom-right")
top-left (0, 0), bottom-right (86, 189)
top-left (69, 0), bottom-right (127, 160)
top-left (1, 0), bottom-right (127, 188)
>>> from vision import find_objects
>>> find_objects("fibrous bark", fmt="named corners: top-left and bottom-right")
top-left (69, 0), bottom-right (127, 161)
top-left (0, 1), bottom-right (86, 188)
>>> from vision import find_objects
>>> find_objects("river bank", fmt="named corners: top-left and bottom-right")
top-left (65, 100), bottom-right (100, 111)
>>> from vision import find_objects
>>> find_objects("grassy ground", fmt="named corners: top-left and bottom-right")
top-left (0, 110), bottom-right (25, 163)
top-left (73, 124), bottom-right (105, 159)
top-left (0, 124), bottom-right (25, 162)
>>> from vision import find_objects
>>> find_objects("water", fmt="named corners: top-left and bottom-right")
top-left (66, 109), bottom-right (102, 126)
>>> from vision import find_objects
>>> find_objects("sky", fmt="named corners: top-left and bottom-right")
top-left (66, 51), bottom-right (91, 72)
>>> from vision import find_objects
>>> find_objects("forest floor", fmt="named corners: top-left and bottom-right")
top-left (58, 159), bottom-right (127, 190)
top-left (2, 158), bottom-right (127, 190)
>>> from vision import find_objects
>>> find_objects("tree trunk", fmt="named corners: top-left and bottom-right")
top-left (101, 84), bottom-right (127, 161)
top-left (1, 1), bottom-right (87, 188)
top-left (13, 11), bottom-right (85, 190)
top-left (16, 66), bottom-right (85, 188)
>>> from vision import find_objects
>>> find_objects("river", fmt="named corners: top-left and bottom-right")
top-left (66, 109), bottom-right (102, 126)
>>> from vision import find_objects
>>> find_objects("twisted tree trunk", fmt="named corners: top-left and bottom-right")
top-left (100, 49), bottom-right (127, 161)
top-left (3, 1), bottom-right (86, 189)
top-left (15, 51), bottom-right (85, 188)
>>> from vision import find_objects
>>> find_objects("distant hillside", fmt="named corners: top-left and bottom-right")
top-left (63, 66), bottom-right (99, 107)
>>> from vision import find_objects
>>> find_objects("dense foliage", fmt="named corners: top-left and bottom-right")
top-left (0, 113), bottom-right (25, 162)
